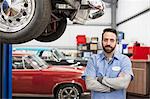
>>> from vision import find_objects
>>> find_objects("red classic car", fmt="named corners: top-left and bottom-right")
top-left (12, 52), bottom-right (87, 98)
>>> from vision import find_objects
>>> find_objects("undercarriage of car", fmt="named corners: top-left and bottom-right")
top-left (0, 0), bottom-right (104, 44)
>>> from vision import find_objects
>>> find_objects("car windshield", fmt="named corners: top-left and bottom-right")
top-left (26, 55), bottom-right (49, 69)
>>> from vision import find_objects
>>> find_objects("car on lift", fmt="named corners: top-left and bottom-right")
top-left (13, 47), bottom-right (88, 66)
top-left (12, 52), bottom-right (87, 99)
top-left (0, 0), bottom-right (104, 44)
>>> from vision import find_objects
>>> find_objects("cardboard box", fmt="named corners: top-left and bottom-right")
top-left (90, 43), bottom-right (98, 50)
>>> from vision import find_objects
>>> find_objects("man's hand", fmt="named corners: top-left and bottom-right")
top-left (119, 72), bottom-right (126, 77)
top-left (97, 76), bottom-right (103, 83)
top-left (97, 76), bottom-right (116, 92)
top-left (85, 76), bottom-right (111, 92)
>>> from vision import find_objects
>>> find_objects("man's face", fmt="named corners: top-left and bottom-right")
top-left (102, 32), bottom-right (117, 53)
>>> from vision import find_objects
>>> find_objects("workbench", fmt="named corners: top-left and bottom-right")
top-left (127, 60), bottom-right (150, 95)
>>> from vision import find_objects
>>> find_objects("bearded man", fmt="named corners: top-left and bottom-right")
top-left (82, 28), bottom-right (134, 99)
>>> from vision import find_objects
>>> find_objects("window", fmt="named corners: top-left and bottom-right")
top-left (13, 56), bottom-right (24, 69)
top-left (42, 50), bottom-right (56, 61)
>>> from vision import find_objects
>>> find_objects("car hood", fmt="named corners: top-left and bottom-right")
top-left (46, 65), bottom-right (85, 73)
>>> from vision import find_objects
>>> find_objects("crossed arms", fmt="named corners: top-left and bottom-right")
top-left (85, 72), bottom-right (131, 92)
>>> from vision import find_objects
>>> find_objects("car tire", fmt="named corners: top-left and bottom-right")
top-left (35, 17), bottom-right (67, 42)
top-left (0, 0), bottom-right (51, 44)
top-left (55, 84), bottom-right (81, 99)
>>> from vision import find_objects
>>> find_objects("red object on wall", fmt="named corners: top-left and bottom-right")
top-left (128, 46), bottom-right (150, 60)
top-left (76, 35), bottom-right (86, 45)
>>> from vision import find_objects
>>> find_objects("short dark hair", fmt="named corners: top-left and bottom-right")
top-left (102, 28), bottom-right (118, 41)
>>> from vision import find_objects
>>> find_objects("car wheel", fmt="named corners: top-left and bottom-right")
top-left (35, 16), bottom-right (67, 42)
top-left (0, 0), bottom-right (51, 44)
top-left (56, 84), bottom-right (81, 99)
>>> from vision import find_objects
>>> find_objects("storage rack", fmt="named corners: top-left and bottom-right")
top-left (76, 35), bottom-right (99, 58)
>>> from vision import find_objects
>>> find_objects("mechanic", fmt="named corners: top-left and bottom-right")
top-left (82, 28), bottom-right (134, 99)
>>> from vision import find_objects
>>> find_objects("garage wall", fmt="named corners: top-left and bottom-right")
top-left (117, 0), bottom-right (150, 45)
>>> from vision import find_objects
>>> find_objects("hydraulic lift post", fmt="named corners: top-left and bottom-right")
top-left (0, 44), bottom-right (12, 99)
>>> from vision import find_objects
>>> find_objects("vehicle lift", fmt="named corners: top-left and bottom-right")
top-left (0, 44), bottom-right (12, 99)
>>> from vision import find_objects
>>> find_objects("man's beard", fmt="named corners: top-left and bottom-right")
top-left (102, 44), bottom-right (116, 53)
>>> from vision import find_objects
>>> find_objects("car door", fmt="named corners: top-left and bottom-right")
top-left (12, 56), bottom-right (44, 94)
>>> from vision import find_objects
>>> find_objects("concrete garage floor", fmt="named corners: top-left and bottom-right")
top-left (13, 93), bottom-right (150, 99)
